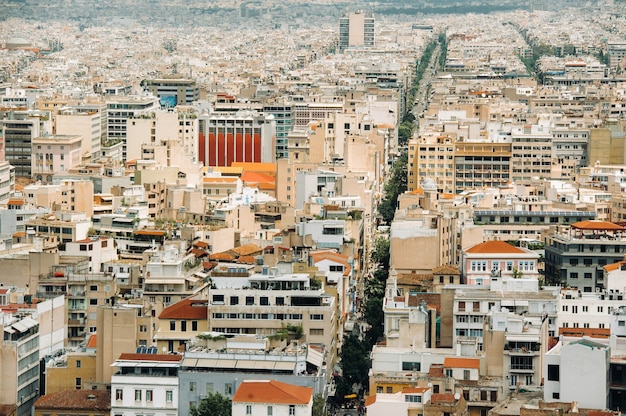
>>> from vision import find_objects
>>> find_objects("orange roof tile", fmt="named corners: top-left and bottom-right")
top-left (310, 251), bottom-right (351, 276)
top-left (604, 261), bottom-right (625, 272)
top-left (86, 334), bottom-right (97, 348)
top-left (572, 220), bottom-right (624, 231)
top-left (465, 240), bottom-right (525, 254)
top-left (443, 357), bottom-right (479, 369)
top-left (159, 297), bottom-right (208, 320)
top-left (210, 252), bottom-right (236, 261)
top-left (232, 380), bottom-right (313, 405)
top-left (365, 395), bottom-right (377, 407)
top-left (231, 162), bottom-right (276, 174)
top-left (230, 243), bottom-right (263, 256)
top-left (402, 387), bottom-right (429, 393)
top-left (431, 393), bottom-right (456, 403)
top-left (7, 199), bottom-right (24, 205)
top-left (240, 171), bottom-right (275, 184)
top-left (34, 390), bottom-right (110, 411)
top-left (237, 255), bottom-right (256, 264)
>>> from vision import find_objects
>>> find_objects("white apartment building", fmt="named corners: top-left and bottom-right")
top-left (558, 288), bottom-right (626, 331)
top-left (232, 380), bottom-right (313, 416)
top-left (544, 339), bottom-right (609, 409)
top-left (55, 107), bottom-right (104, 160)
top-left (111, 353), bottom-right (182, 416)
top-left (106, 96), bottom-right (159, 161)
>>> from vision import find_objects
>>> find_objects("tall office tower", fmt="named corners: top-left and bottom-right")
top-left (142, 77), bottom-right (200, 106)
top-left (197, 110), bottom-right (275, 167)
top-left (339, 11), bottom-right (375, 52)
top-left (105, 96), bottom-right (159, 162)
top-left (263, 103), bottom-right (292, 159)
top-left (0, 110), bottom-right (51, 178)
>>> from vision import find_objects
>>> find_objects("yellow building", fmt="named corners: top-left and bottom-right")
top-left (45, 351), bottom-right (97, 394)
top-left (154, 294), bottom-right (209, 353)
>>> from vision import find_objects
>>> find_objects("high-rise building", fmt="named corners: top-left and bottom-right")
top-left (55, 104), bottom-right (106, 161)
top-left (0, 110), bottom-right (51, 178)
top-left (339, 11), bottom-right (375, 51)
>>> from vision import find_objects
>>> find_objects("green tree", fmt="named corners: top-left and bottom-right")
top-left (312, 393), bottom-right (328, 416)
top-left (190, 392), bottom-right (231, 416)
top-left (339, 334), bottom-right (370, 389)
top-left (364, 297), bottom-right (384, 347)
top-left (371, 237), bottom-right (390, 270)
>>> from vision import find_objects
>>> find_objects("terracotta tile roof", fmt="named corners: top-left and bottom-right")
top-left (0, 289), bottom-right (8, 294)
top-left (428, 364), bottom-right (444, 378)
top-left (11, 231), bottom-right (26, 238)
top-left (34, 390), bottom-right (111, 411)
top-left (237, 255), bottom-right (256, 264)
top-left (203, 177), bottom-right (238, 183)
top-left (465, 240), bottom-right (525, 254)
top-left (7, 199), bottom-right (24, 205)
top-left (191, 248), bottom-right (208, 258)
top-left (398, 273), bottom-right (432, 284)
top-left (159, 297), bottom-right (208, 320)
top-left (232, 380), bottom-right (313, 405)
top-left (240, 171), bottom-right (275, 184)
top-left (443, 357), bottom-right (479, 369)
top-left (193, 241), bottom-right (209, 248)
top-left (118, 353), bottom-right (183, 362)
top-left (430, 393), bottom-right (456, 403)
top-left (402, 387), bottom-right (429, 393)
top-left (202, 261), bottom-right (217, 271)
top-left (432, 265), bottom-right (460, 275)
top-left (572, 220), bottom-right (624, 231)
top-left (210, 252), bottom-right (236, 261)
top-left (365, 395), bottom-right (377, 406)
top-left (230, 243), bottom-right (263, 256)
top-left (604, 261), bottom-right (626, 272)
top-left (310, 251), bottom-right (351, 276)
top-left (86, 334), bottom-right (97, 348)
top-left (0, 404), bottom-right (16, 416)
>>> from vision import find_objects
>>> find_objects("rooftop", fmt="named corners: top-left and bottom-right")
top-left (232, 380), bottom-right (313, 405)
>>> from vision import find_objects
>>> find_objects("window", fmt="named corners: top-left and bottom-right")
top-left (310, 314), bottom-right (324, 320)
top-left (553, 393), bottom-right (560, 399)
top-left (116, 389), bottom-right (123, 401)
top-left (458, 301), bottom-right (466, 312)
top-left (246, 405), bottom-right (252, 415)
top-left (90, 285), bottom-right (98, 291)
top-left (192, 320), bottom-right (198, 331)
top-left (170, 320), bottom-right (176, 331)
top-left (289, 405), bottom-right (296, 415)
top-left (260, 296), bottom-right (269, 305)
top-left (146, 390), bottom-right (153, 402)
top-left (166, 390), bottom-right (173, 403)
top-left (230, 296), bottom-right (239, 305)
top-left (90, 299), bottom-right (98, 305)
top-left (76, 360), bottom-right (81, 368)
top-left (135, 389), bottom-right (142, 401)
top-left (377, 386), bottom-right (383, 393)
top-left (464, 369), bottom-right (470, 380)
top-left (405, 395), bottom-right (422, 403)
top-left (387, 387), bottom-right (393, 393)
top-left (246, 296), bottom-right (254, 305)
top-left (190, 382), bottom-right (197, 392)
top-left (268, 406), bottom-right (273, 415)
top-left (225, 383), bottom-right (233, 395)
top-left (139, 325), bottom-right (147, 333)
top-left (402, 362), bottom-right (421, 371)
top-left (75, 377), bottom-right (82, 389)
top-left (181, 321), bottom-right (187, 332)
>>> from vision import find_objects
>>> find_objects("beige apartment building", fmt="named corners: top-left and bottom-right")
top-left (32, 135), bottom-right (83, 182)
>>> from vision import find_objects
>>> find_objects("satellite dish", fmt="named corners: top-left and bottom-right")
top-left (454, 393), bottom-right (461, 400)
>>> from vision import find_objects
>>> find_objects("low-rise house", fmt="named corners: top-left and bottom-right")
top-left (231, 380), bottom-right (313, 416)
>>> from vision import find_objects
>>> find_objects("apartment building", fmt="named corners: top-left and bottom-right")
top-left (142, 78), bottom-right (199, 106)
top-left (231, 380), bottom-right (313, 416)
top-left (207, 266), bottom-right (337, 350)
top-left (110, 353), bottom-right (182, 416)
top-left (263, 103), bottom-right (293, 159)
top-left (32, 135), bottom-right (83, 182)
top-left (510, 124), bottom-right (553, 184)
top-left (105, 96), bottom-right (159, 161)
top-left (544, 339), bottom-right (609, 409)
top-left (0, 110), bottom-right (50, 177)
top-left (55, 106), bottom-right (105, 160)
top-left (339, 11), bottom-right (375, 51)
top-left (0, 314), bottom-right (40, 416)
top-left (544, 220), bottom-right (626, 291)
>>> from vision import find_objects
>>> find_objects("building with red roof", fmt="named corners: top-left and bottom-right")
top-left (34, 390), bottom-right (110, 416)
top-left (155, 295), bottom-right (208, 353)
top-left (460, 240), bottom-right (540, 286)
top-left (232, 380), bottom-right (313, 416)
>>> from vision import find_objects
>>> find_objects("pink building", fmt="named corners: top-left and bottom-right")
top-left (460, 240), bottom-right (540, 286)
top-left (32, 134), bottom-right (83, 182)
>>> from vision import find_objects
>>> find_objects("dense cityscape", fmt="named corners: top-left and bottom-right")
top-left (2, 0), bottom-right (626, 415)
